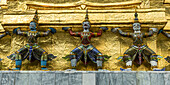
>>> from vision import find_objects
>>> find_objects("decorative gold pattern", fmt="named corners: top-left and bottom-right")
top-left (0, 0), bottom-right (169, 71)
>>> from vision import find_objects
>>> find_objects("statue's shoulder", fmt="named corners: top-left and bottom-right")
top-left (28, 31), bottom-right (38, 33)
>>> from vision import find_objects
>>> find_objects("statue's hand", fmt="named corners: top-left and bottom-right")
top-left (158, 28), bottom-right (163, 34)
top-left (111, 28), bottom-right (119, 33)
top-left (99, 27), bottom-right (108, 32)
top-left (150, 28), bottom-right (158, 33)
top-left (49, 27), bottom-right (56, 34)
top-left (150, 61), bottom-right (157, 67)
top-left (6, 31), bottom-right (11, 36)
top-left (13, 27), bottom-right (20, 34)
top-left (126, 61), bottom-right (132, 67)
top-left (165, 56), bottom-right (170, 63)
top-left (62, 27), bottom-right (71, 31)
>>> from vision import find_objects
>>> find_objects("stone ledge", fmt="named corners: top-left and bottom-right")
top-left (0, 71), bottom-right (169, 85)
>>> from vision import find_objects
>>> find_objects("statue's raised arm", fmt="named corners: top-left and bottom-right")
top-left (13, 27), bottom-right (28, 36)
top-left (0, 31), bottom-right (10, 39)
top-left (62, 27), bottom-right (81, 37)
top-left (91, 27), bottom-right (108, 37)
top-left (158, 28), bottom-right (170, 38)
top-left (111, 27), bottom-right (133, 37)
top-left (143, 28), bottom-right (157, 38)
top-left (38, 27), bottom-right (56, 37)
top-left (162, 31), bottom-right (170, 38)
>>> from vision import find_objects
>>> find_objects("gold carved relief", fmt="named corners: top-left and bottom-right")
top-left (0, 0), bottom-right (169, 71)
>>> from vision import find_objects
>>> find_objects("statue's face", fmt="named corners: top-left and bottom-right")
top-left (133, 23), bottom-right (140, 31)
top-left (82, 21), bottom-right (90, 31)
top-left (29, 22), bottom-right (37, 31)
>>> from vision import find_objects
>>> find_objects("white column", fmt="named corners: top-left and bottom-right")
top-left (82, 73), bottom-right (96, 85)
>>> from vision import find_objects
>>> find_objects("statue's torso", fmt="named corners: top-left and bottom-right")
top-left (132, 33), bottom-right (143, 46)
top-left (80, 32), bottom-right (92, 45)
top-left (27, 31), bottom-right (39, 44)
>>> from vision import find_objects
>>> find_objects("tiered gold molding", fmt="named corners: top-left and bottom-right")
top-left (164, 0), bottom-right (170, 4)
top-left (162, 0), bottom-right (170, 31)
top-left (1, 0), bottom-right (167, 31)
top-left (26, 1), bottom-right (142, 10)
top-left (2, 8), bottom-right (167, 31)
top-left (163, 16), bottom-right (170, 31)
top-left (0, 0), bottom-right (7, 32)
top-left (0, 0), bottom-right (7, 9)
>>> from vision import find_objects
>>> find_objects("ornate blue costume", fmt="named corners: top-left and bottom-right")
top-left (7, 10), bottom-right (57, 70)
top-left (112, 10), bottom-right (162, 71)
top-left (62, 9), bottom-right (110, 70)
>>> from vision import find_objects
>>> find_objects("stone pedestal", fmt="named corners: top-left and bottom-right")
top-left (0, 71), bottom-right (169, 85)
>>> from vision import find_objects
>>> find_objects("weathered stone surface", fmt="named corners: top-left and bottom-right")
top-left (1, 73), bottom-right (15, 85)
top-left (0, 71), bottom-right (169, 85)
top-left (163, 72), bottom-right (170, 85)
top-left (150, 72), bottom-right (165, 85)
top-left (109, 72), bottom-right (123, 85)
top-left (136, 71), bottom-right (150, 85)
top-left (56, 73), bottom-right (69, 85)
top-left (42, 73), bottom-right (55, 85)
top-left (0, 72), bottom-right (2, 84)
top-left (96, 73), bottom-right (110, 85)
top-left (122, 72), bottom-right (137, 85)
top-left (29, 73), bottom-right (42, 85)
top-left (82, 73), bottom-right (95, 85)
top-left (69, 73), bottom-right (82, 85)
top-left (15, 73), bottom-right (29, 85)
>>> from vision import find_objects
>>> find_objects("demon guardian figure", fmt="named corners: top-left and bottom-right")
top-left (7, 10), bottom-right (57, 70)
top-left (0, 32), bottom-right (10, 39)
top-left (158, 28), bottom-right (170, 63)
top-left (62, 9), bottom-right (110, 71)
top-left (112, 11), bottom-right (164, 71)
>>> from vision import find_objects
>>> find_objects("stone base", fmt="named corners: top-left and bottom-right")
top-left (0, 71), bottom-right (169, 85)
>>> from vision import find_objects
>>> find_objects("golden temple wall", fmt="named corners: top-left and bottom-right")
top-left (0, 0), bottom-right (169, 71)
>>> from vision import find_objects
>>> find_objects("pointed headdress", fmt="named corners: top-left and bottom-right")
top-left (134, 8), bottom-right (139, 23)
top-left (30, 10), bottom-right (39, 28)
top-left (83, 9), bottom-right (90, 23)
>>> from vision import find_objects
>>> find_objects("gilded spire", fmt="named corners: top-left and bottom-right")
top-left (134, 8), bottom-right (139, 22)
top-left (31, 10), bottom-right (39, 27)
top-left (85, 9), bottom-right (89, 21)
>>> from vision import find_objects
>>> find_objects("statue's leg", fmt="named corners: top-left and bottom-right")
top-left (67, 45), bottom-right (83, 70)
top-left (123, 47), bottom-right (136, 69)
top-left (13, 54), bottom-right (22, 70)
top-left (143, 46), bottom-right (165, 71)
top-left (13, 47), bottom-right (26, 70)
top-left (70, 53), bottom-right (76, 69)
top-left (96, 53), bottom-right (103, 69)
top-left (39, 48), bottom-right (48, 70)
top-left (144, 46), bottom-right (158, 68)
top-left (87, 46), bottom-right (103, 69)
top-left (70, 48), bottom-right (80, 69)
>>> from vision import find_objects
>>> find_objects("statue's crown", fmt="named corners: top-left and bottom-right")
top-left (30, 10), bottom-right (39, 27)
